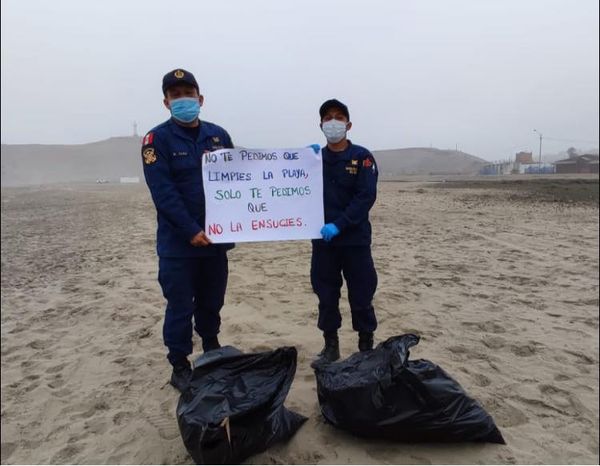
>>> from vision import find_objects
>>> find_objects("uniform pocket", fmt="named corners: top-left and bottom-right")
top-left (338, 170), bottom-right (358, 188)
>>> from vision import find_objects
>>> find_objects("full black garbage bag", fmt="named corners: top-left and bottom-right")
top-left (313, 334), bottom-right (505, 444)
top-left (177, 346), bottom-right (307, 464)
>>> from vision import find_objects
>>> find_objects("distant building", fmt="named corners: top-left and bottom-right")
top-left (515, 151), bottom-right (534, 164)
top-left (554, 154), bottom-right (599, 174)
top-left (480, 161), bottom-right (514, 175)
top-left (120, 176), bottom-right (140, 183)
top-left (513, 150), bottom-right (554, 173)
top-left (518, 163), bottom-right (554, 174)
top-left (480, 156), bottom-right (555, 175)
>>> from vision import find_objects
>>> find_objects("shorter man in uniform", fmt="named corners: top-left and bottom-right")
top-left (312, 99), bottom-right (379, 362)
top-left (141, 68), bottom-right (234, 391)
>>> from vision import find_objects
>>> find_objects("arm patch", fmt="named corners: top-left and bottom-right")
top-left (143, 132), bottom-right (154, 146)
top-left (142, 146), bottom-right (157, 165)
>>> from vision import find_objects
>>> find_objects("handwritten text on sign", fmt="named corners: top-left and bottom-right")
top-left (203, 147), bottom-right (324, 243)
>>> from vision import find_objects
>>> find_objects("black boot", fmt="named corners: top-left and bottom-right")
top-left (202, 336), bottom-right (221, 353)
top-left (318, 332), bottom-right (340, 362)
top-left (170, 359), bottom-right (192, 393)
top-left (358, 332), bottom-right (374, 352)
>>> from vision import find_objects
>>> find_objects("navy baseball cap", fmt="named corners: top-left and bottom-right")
top-left (319, 99), bottom-right (350, 120)
top-left (162, 68), bottom-right (199, 95)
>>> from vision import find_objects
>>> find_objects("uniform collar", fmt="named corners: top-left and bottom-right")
top-left (168, 118), bottom-right (219, 142)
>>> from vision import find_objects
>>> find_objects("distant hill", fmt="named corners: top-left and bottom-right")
top-left (1, 137), bottom-right (143, 186)
top-left (373, 147), bottom-right (486, 177)
top-left (1, 139), bottom-right (487, 186)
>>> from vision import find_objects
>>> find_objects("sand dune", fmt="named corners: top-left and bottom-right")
top-left (1, 139), bottom-right (486, 186)
top-left (374, 147), bottom-right (486, 177)
top-left (0, 137), bottom-right (143, 186)
top-left (1, 178), bottom-right (598, 464)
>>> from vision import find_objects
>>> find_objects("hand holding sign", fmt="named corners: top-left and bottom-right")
top-left (320, 224), bottom-right (340, 242)
top-left (190, 230), bottom-right (212, 247)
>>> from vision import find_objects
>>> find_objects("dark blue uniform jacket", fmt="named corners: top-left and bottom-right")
top-left (141, 118), bottom-right (235, 257)
top-left (317, 141), bottom-right (378, 246)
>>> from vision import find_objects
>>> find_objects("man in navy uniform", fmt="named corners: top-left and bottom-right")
top-left (141, 68), bottom-right (234, 391)
top-left (312, 99), bottom-right (378, 362)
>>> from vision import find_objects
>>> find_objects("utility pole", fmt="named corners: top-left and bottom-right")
top-left (533, 129), bottom-right (543, 173)
top-left (133, 121), bottom-right (139, 137)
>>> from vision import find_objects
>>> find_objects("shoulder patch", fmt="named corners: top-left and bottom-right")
top-left (143, 147), bottom-right (157, 165)
top-left (362, 154), bottom-right (377, 173)
top-left (143, 132), bottom-right (154, 146)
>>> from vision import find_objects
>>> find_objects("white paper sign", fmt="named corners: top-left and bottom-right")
top-left (202, 147), bottom-right (324, 243)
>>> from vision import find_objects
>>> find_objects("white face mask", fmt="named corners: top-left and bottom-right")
top-left (321, 119), bottom-right (348, 143)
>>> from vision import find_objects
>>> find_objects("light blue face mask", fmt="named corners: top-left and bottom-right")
top-left (169, 97), bottom-right (201, 123)
top-left (321, 119), bottom-right (348, 143)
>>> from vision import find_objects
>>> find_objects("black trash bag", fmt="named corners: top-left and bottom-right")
top-left (313, 334), bottom-right (505, 444)
top-left (177, 346), bottom-right (307, 464)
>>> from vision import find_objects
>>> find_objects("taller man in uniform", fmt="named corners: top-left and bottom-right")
top-left (312, 99), bottom-right (379, 362)
top-left (141, 69), bottom-right (234, 391)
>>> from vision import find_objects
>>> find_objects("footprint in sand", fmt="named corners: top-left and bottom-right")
top-left (461, 321), bottom-right (507, 334)
top-left (510, 341), bottom-right (543, 357)
top-left (251, 344), bottom-right (272, 352)
top-left (45, 362), bottom-right (68, 374)
top-left (0, 442), bottom-right (18, 463)
top-left (286, 451), bottom-right (327, 464)
top-left (470, 373), bottom-right (492, 387)
top-left (7, 322), bottom-right (29, 335)
top-left (128, 327), bottom-right (152, 340)
top-left (46, 373), bottom-right (67, 389)
top-left (537, 384), bottom-right (590, 418)
top-left (83, 418), bottom-right (109, 435)
top-left (480, 396), bottom-right (529, 428)
top-left (302, 373), bottom-right (315, 383)
top-left (20, 360), bottom-right (36, 369)
top-left (50, 444), bottom-right (83, 464)
top-left (564, 349), bottom-right (596, 365)
top-left (145, 401), bottom-right (180, 440)
top-left (446, 345), bottom-right (488, 361)
top-left (112, 411), bottom-right (135, 426)
top-left (27, 339), bottom-right (53, 350)
top-left (481, 335), bottom-right (507, 350)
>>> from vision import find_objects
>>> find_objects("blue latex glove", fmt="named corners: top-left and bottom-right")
top-left (320, 223), bottom-right (340, 242)
top-left (307, 144), bottom-right (320, 154)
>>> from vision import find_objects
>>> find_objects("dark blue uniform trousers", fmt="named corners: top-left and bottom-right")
top-left (158, 253), bottom-right (228, 365)
top-left (311, 243), bottom-right (378, 333)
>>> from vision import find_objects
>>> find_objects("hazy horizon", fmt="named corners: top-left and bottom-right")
top-left (1, 0), bottom-right (599, 161)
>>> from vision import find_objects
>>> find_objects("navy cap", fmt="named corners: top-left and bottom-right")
top-left (162, 68), bottom-right (199, 95)
top-left (319, 99), bottom-right (350, 120)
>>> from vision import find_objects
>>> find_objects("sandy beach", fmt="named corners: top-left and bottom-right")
top-left (1, 177), bottom-right (598, 464)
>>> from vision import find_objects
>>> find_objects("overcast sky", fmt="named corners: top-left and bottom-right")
top-left (1, 0), bottom-right (598, 160)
